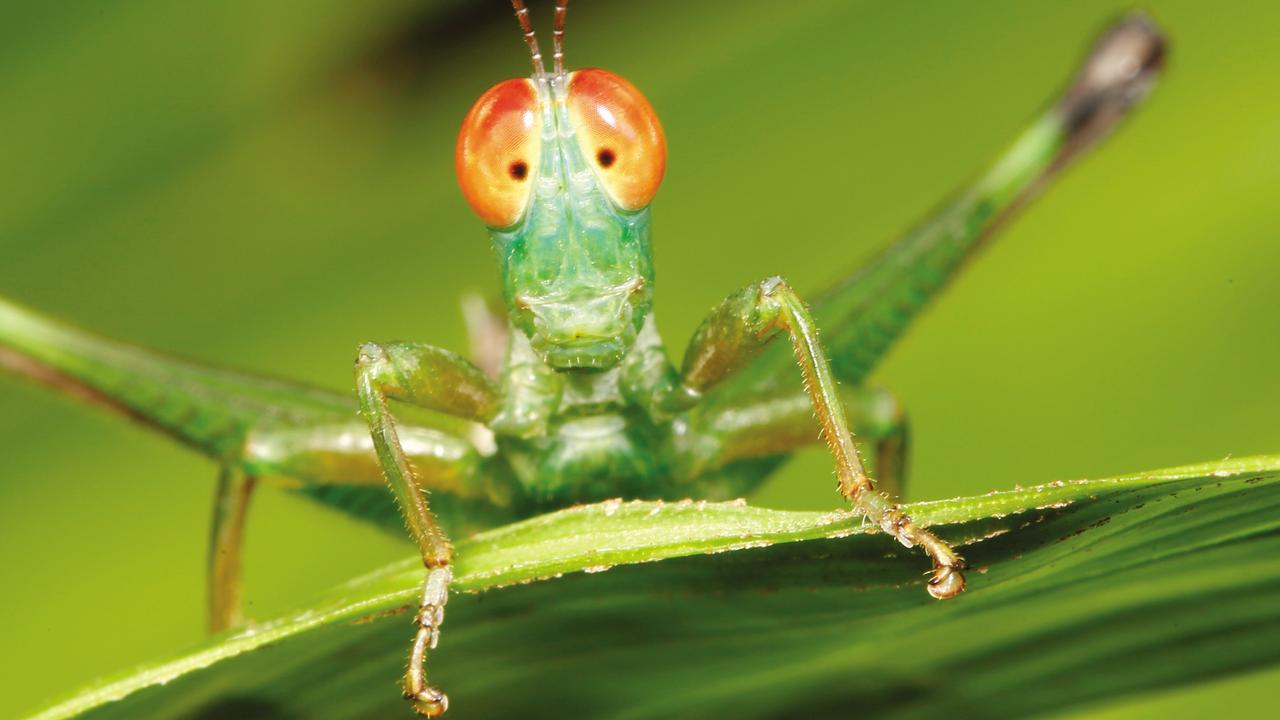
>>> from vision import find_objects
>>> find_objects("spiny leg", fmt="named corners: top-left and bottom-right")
top-left (207, 468), bottom-right (257, 633)
top-left (679, 277), bottom-right (963, 598)
top-left (355, 341), bottom-right (499, 717)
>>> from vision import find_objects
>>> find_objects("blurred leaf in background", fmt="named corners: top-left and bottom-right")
top-left (1, 0), bottom-right (1277, 717)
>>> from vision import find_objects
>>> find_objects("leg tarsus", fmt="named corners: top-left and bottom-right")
top-left (877, 503), bottom-right (966, 599)
top-left (207, 468), bottom-right (257, 633)
top-left (405, 565), bottom-right (453, 718)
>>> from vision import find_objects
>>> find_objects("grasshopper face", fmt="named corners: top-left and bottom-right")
top-left (457, 70), bottom-right (665, 370)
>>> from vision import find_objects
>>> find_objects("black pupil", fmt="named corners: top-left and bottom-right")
top-left (597, 148), bottom-right (616, 168)
top-left (509, 161), bottom-right (528, 180)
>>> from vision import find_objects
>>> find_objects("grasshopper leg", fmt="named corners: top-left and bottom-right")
top-left (678, 277), bottom-right (964, 598)
top-left (829, 386), bottom-right (910, 500)
top-left (355, 341), bottom-right (501, 717)
top-left (675, 384), bottom-right (910, 499)
top-left (204, 417), bottom-right (504, 637)
top-left (207, 468), bottom-right (257, 633)
top-left (241, 419), bottom-right (502, 501)
top-left (863, 387), bottom-right (910, 500)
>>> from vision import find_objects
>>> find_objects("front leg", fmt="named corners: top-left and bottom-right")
top-left (680, 277), bottom-right (965, 599)
top-left (354, 342), bottom-right (500, 717)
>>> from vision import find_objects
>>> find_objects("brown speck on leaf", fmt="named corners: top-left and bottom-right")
top-left (354, 604), bottom-right (412, 625)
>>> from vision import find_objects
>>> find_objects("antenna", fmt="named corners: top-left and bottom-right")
top-left (553, 0), bottom-right (570, 77)
top-left (510, 0), bottom-right (547, 78)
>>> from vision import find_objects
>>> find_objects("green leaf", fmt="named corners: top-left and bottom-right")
top-left (30, 456), bottom-right (1280, 719)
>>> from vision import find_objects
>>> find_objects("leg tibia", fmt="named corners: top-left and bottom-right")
top-left (207, 469), bottom-right (257, 633)
top-left (853, 387), bottom-right (909, 499)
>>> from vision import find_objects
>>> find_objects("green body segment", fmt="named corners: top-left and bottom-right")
top-left (492, 320), bottom-right (685, 506)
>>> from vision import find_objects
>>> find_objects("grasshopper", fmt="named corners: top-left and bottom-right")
top-left (0, 2), bottom-right (1164, 716)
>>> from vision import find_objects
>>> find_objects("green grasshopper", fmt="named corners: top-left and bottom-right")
top-left (0, 2), bottom-right (1164, 716)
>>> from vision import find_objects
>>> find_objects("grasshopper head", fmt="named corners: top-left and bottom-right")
top-left (456, 23), bottom-right (666, 370)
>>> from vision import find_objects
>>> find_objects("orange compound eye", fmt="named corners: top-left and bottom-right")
top-left (456, 78), bottom-right (542, 228)
top-left (566, 68), bottom-right (666, 211)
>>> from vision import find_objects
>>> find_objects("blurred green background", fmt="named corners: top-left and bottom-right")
top-left (1, 1), bottom-right (1277, 717)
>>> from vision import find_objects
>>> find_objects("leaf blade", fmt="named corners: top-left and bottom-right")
top-left (29, 456), bottom-right (1280, 720)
